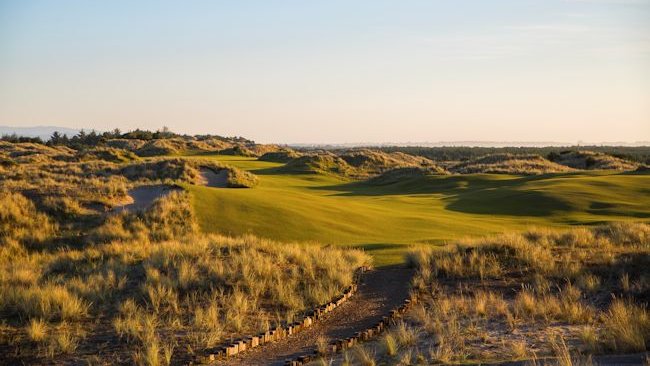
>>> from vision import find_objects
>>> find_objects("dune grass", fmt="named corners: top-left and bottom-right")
top-left (328, 223), bottom-right (650, 365)
top-left (0, 190), bottom-right (369, 364)
top-left (184, 155), bottom-right (650, 265)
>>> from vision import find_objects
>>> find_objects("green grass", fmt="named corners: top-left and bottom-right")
top-left (183, 155), bottom-right (650, 266)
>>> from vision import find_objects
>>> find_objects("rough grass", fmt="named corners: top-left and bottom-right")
top-left (91, 191), bottom-right (198, 243)
top-left (338, 149), bottom-right (440, 176)
top-left (278, 149), bottom-right (444, 179)
top-left (0, 151), bottom-right (130, 211)
top-left (120, 158), bottom-right (257, 188)
top-left (367, 166), bottom-right (449, 185)
top-left (551, 150), bottom-right (640, 171)
top-left (398, 223), bottom-right (650, 363)
top-left (218, 144), bottom-right (258, 157)
top-left (76, 147), bottom-right (140, 163)
top-left (0, 192), bottom-right (57, 249)
top-left (450, 153), bottom-right (574, 174)
top-left (0, 191), bottom-right (369, 364)
top-left (279, 152), bottom-right (357, 176)
top-left (258, 149), bottom-right (302, 163)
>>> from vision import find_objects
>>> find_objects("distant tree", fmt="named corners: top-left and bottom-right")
top-left (547, 152), bottom-right (560, 162)
top-left (49, 131), bottom-right (63, 145)
top-left (1, 133), bottom-right (43, 144)
top-left (102, 128), bottom-right (122, 139)
top-left (153, 126), bottom-right (175, 139)
top-left (123, 128), bottom-right (154, 140)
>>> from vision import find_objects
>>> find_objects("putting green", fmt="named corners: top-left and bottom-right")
top-left (183, 155), bottom-right (650, 266)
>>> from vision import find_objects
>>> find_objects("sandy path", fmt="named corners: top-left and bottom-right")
top-left (115, 185), bottom-right (178, 212)
top-left (200, 168), bottom-right (229, 188)
top-left (215, 266), bottom-right (413, 366)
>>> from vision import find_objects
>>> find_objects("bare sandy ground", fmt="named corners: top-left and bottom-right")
top-left (113, 169), bottom-right (225, 214)
top-left (114, 185), bottom-right (178, 212)
top-left (215, 266), bottom-right (414, 366)
top-left (200, 168), bottom-right (229, 188)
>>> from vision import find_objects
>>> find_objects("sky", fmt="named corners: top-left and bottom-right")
top-left (0, 0), bottom-right (649, 144)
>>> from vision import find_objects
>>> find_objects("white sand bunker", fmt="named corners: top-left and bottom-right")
top-left (200, 168), bottom-right (228, 188)
top-left (115, 185), bottom-right (178, 213)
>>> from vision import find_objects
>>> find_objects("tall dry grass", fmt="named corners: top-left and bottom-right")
top-left (0, 142), bottom-right (366, 364)
top-left (399, 223), bottom-right (650, 363)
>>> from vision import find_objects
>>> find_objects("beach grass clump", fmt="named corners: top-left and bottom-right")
top-left (399, 223), bottom-right (650, 363)
top-left (450, 153), bottom-right (574, 174)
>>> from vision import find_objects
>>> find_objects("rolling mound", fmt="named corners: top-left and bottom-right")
top-left (135, 138), bottom-right (187, 156)
top-left (258, 149), bottom-right (302, 163)
top-left (120, 158), bottom-right (258, 188)
top-left (104, 138), bottom-right (147, 151)
top-left (339, 149), bottom-right (436, 175)
top-left (549, 150), bottom-right (640, 171)
top-left (279, 153), bottom-right (356, 176)
top-left (218, 145), bottom-right (257, 157)
top-left (248, 144), bottom-right (287, 156)
top-left (368, 166), bottom-right (449, 185)
top-left (279, 149), bottom-right (442, 178)
top-left (0, 141), bottom-right (75, 163)
top-left (450, 153), bottom-right (574, 175)
top-left (76, 147), bottom-right (140, 163)
top-left (105, 137), bottom-right (233, 156)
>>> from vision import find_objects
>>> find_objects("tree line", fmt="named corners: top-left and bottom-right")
top-left (1, 127), bottom-right (252, 149)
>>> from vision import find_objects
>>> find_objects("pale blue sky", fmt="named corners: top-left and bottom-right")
top-left (1, 0), bottom-right (648, 143)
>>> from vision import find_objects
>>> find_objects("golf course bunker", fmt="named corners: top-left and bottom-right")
top-left (200, 168), bottom-right (229, 188)
top-left (116, 185), bottom-right (179, 212)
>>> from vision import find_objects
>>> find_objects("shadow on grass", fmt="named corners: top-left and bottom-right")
top-left (353, 243), bottom-right (407, 252)
top-left (308, 173), bottom-right (578, 217)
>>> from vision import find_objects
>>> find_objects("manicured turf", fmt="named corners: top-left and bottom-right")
top-left (183, 155), bottom-right (650, 266)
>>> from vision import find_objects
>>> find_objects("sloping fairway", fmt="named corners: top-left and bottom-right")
top-left (184, 155), bottom-right (650, 265)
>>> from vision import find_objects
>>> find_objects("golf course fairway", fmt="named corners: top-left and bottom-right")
top-left (184, 155), bottom-right (650, 265)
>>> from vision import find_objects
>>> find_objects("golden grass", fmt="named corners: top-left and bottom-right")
top-left (602, 299), bottom-right (649, 352)
top-left (0, 192), bottom-right (57, 248)
top-left (383, 333), bottom-right (398, 357)
top-left (398, 223), bottom-right (650, 363)
top-left (0, 151), bottom-right (369, 364)
top-left (26, 318), bottom-right (48, 342)
top-left (450, 153), bottom-right (574, 174)
top-left (2, 233), bottom-right (369, 363)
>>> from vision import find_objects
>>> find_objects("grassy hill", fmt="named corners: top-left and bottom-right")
top-left (549, 150), bottom-right (640, 170)
top-left (184, 155), bottom-right (650, 265)
top-left (449, 153), bottom-right (574, 174)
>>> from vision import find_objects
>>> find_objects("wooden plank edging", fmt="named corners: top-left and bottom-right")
top-left (193, 266), bottom-right (370, 364)
top-left (282, 291), bottom-right (418, 366)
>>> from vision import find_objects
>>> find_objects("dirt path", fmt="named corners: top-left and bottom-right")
top-left (200, 168), bottom-right (229, 188)
top-left (215, 265), bottom-right (413, 366)
top-left (115, 185), bottom-right (178, 212)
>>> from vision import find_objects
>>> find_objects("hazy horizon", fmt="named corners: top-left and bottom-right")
top-left (1, 1), bottom-right (649, 144)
